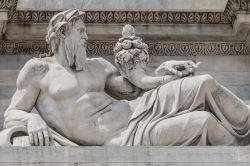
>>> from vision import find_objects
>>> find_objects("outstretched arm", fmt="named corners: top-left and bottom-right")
top-left (126, 68), bottom-right (179, 90)
top-left (155, 60), bottom-right (201, 77)
top-left (121, 60), bottom-right (200, 90)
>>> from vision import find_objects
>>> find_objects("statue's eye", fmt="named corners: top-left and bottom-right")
top-left (77, 27), bottom-right (85, 33)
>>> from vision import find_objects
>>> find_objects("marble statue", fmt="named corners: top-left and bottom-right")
top-left (113, 24), bottom-right (201, 90)
top-left (1, 9), bottom-right (250, 146)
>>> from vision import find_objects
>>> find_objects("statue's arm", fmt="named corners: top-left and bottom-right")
top-left (114, 49), bottom-right (179, 90)
top-left (4, 58), bottom-right (51, 146)
top-left (124, 68), bottom-right (178, 90)
top-left (130, 60), bottom-right (201, 90)
top-left (155, 60), bottom-right (200, 77)
top-left (4, 85), bottom-right (40, 128)
top-left (4, 85), bottom-right (51, 146)
top-left (106, 71), bottom-right (140, 100)
top-left (100, 58), bottom-right (140, 100)
top-left (4, 59), bottom-right (45, 128)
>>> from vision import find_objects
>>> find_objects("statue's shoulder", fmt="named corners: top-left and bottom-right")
top-left (16, 58), bottom-right (49, 89)
top-left (87, 57), bottom-right (107, 64)
top-left (87, 57), bottom-right (114, 68)
top-left (87, 57), bottom-right (117, 73)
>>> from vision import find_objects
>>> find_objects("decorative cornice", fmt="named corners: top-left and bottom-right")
top-left (0, 0), bottom-right (16, 10)
top-left (225, 0), bottom-right (250, 23)
top-left (1, 40), bottom-right (249, 56)
top-left (147, 41), bottom-right (250, 56)
top-left (1, 0), bottom-right (250, 57)
top-left (9, 11), bottom-right (230, 24)
top-left (0, 0), bottom-right (249, 25)
top-left (0, 0), bottom-right (17, 20)
top-left (83, 11), bottom-right (230, 24)
top-left (0, 40), bottom-right (48, 55)
top-left (9, 11), bottom-right (58, 23)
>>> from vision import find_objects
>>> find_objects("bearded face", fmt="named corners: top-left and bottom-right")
top-left (64, 19), bottom-right (88, 71)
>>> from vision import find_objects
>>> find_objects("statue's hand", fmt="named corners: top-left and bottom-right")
top-left (27, 114), bottom-right (52, 146)
top-left (155, 60), bottom-right (201, 77)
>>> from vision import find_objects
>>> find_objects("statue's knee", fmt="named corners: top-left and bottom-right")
top-left (195, 111), bottom-right (215, 124)
top-left (200, 74), bottom-right (217, 91)
top-left (201, 74), bottom-right (215, 84)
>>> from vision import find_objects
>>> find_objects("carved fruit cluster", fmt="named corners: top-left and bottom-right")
top-left (114, 24), bottom-right (149, 74)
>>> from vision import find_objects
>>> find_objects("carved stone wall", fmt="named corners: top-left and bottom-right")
top-left (0, 0), bottom-right (17, 21)
top-left (225, 0), bottom-right (250, 23)
top-left (1, 40), bottom-right (250, 56)
top-left (9, 11), bottom-right (230, 24)
top-left (1, 0), bottom-right (250, 56)
top-left (2, 0), bottom-right (250, 25)
top-left (1, 0), bottom-right (250, 151)
top-left (1, 146), bottom-right (250, 165)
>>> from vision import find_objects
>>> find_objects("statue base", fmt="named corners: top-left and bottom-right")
top-left (0, 146), bottom-right (250, 166)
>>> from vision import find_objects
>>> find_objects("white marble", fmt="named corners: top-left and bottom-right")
top-left (113, 24), bottom-right (199, 90)
top-left (0, 146), bottom-right (250, 166)
top-left (1, 9), bottom-right (250, 147)
top-left (17, 0), bottom-right (228, 12)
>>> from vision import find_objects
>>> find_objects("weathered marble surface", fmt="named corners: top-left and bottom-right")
top-left (1, 9), bottom-right (250, 147)
top-left (0, 146), bottom-right (250, 166)
top-left (6, 23), bottom-right (235, 41)
top-left (17, 0), bottom-right (228, 12)
top-left (1, 55), bottom-right (250, 130)
top-left (3, 0), bottom-right (250, 58)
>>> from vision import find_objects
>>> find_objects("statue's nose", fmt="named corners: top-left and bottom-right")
top-left (82, 32), bottom-right (88, 40)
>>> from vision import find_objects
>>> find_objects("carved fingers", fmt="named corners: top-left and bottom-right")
top-left (184, 61), bottom-right (201, 75)
top-left (155, 60), bottom-right (201, 77)
top-left (28, 131), bottom-right (34, 145)
top-left (28, 127), bottom-right (52, 146)
top-left (27, 115), bottom-right (53, 146)
top-left (155, 61), bottom-right (183, 77)
top-left (43, 130), bottom-right (50, 146)
top-left (38, 131), bottom-right (44, 146)
top-left (166, 66), bottom-right (183, 77)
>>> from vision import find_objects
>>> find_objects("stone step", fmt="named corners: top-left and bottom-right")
top-left (0, 147), bottom-right (250, 166)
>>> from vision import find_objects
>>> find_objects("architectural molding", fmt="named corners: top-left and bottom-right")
top-left (0, 0), bottom-right (16, 11)
top-left (0, 0), bottom-right (249, 25)
top-left (1, 40), bottom-right (249, 56)
top-left (225, 0), bottom-right (250, 23)
top-left (0, 0), bottom-right (17, 20)
top-left (0, 40), bottom-right (48, 55)
top-left (9, 11), bottom-right (231, 24)
top-left (1, 0), bottom-right (250, 56)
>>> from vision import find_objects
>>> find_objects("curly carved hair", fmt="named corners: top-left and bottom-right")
top-left (43, 9), bottom-right (85, 57)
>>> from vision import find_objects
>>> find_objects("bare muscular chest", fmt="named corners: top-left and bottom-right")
top-left (39, 64), bottom-right (107, 100)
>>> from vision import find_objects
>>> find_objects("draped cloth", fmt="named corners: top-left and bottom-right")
top-left (122, 75), bottom-right (250, 146)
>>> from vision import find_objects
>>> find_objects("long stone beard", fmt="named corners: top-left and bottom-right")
top-left (65, 38), bottom-right (87, 71)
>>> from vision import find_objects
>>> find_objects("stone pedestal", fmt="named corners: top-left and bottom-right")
top-left (0, 146), bottom-right (250, 166)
